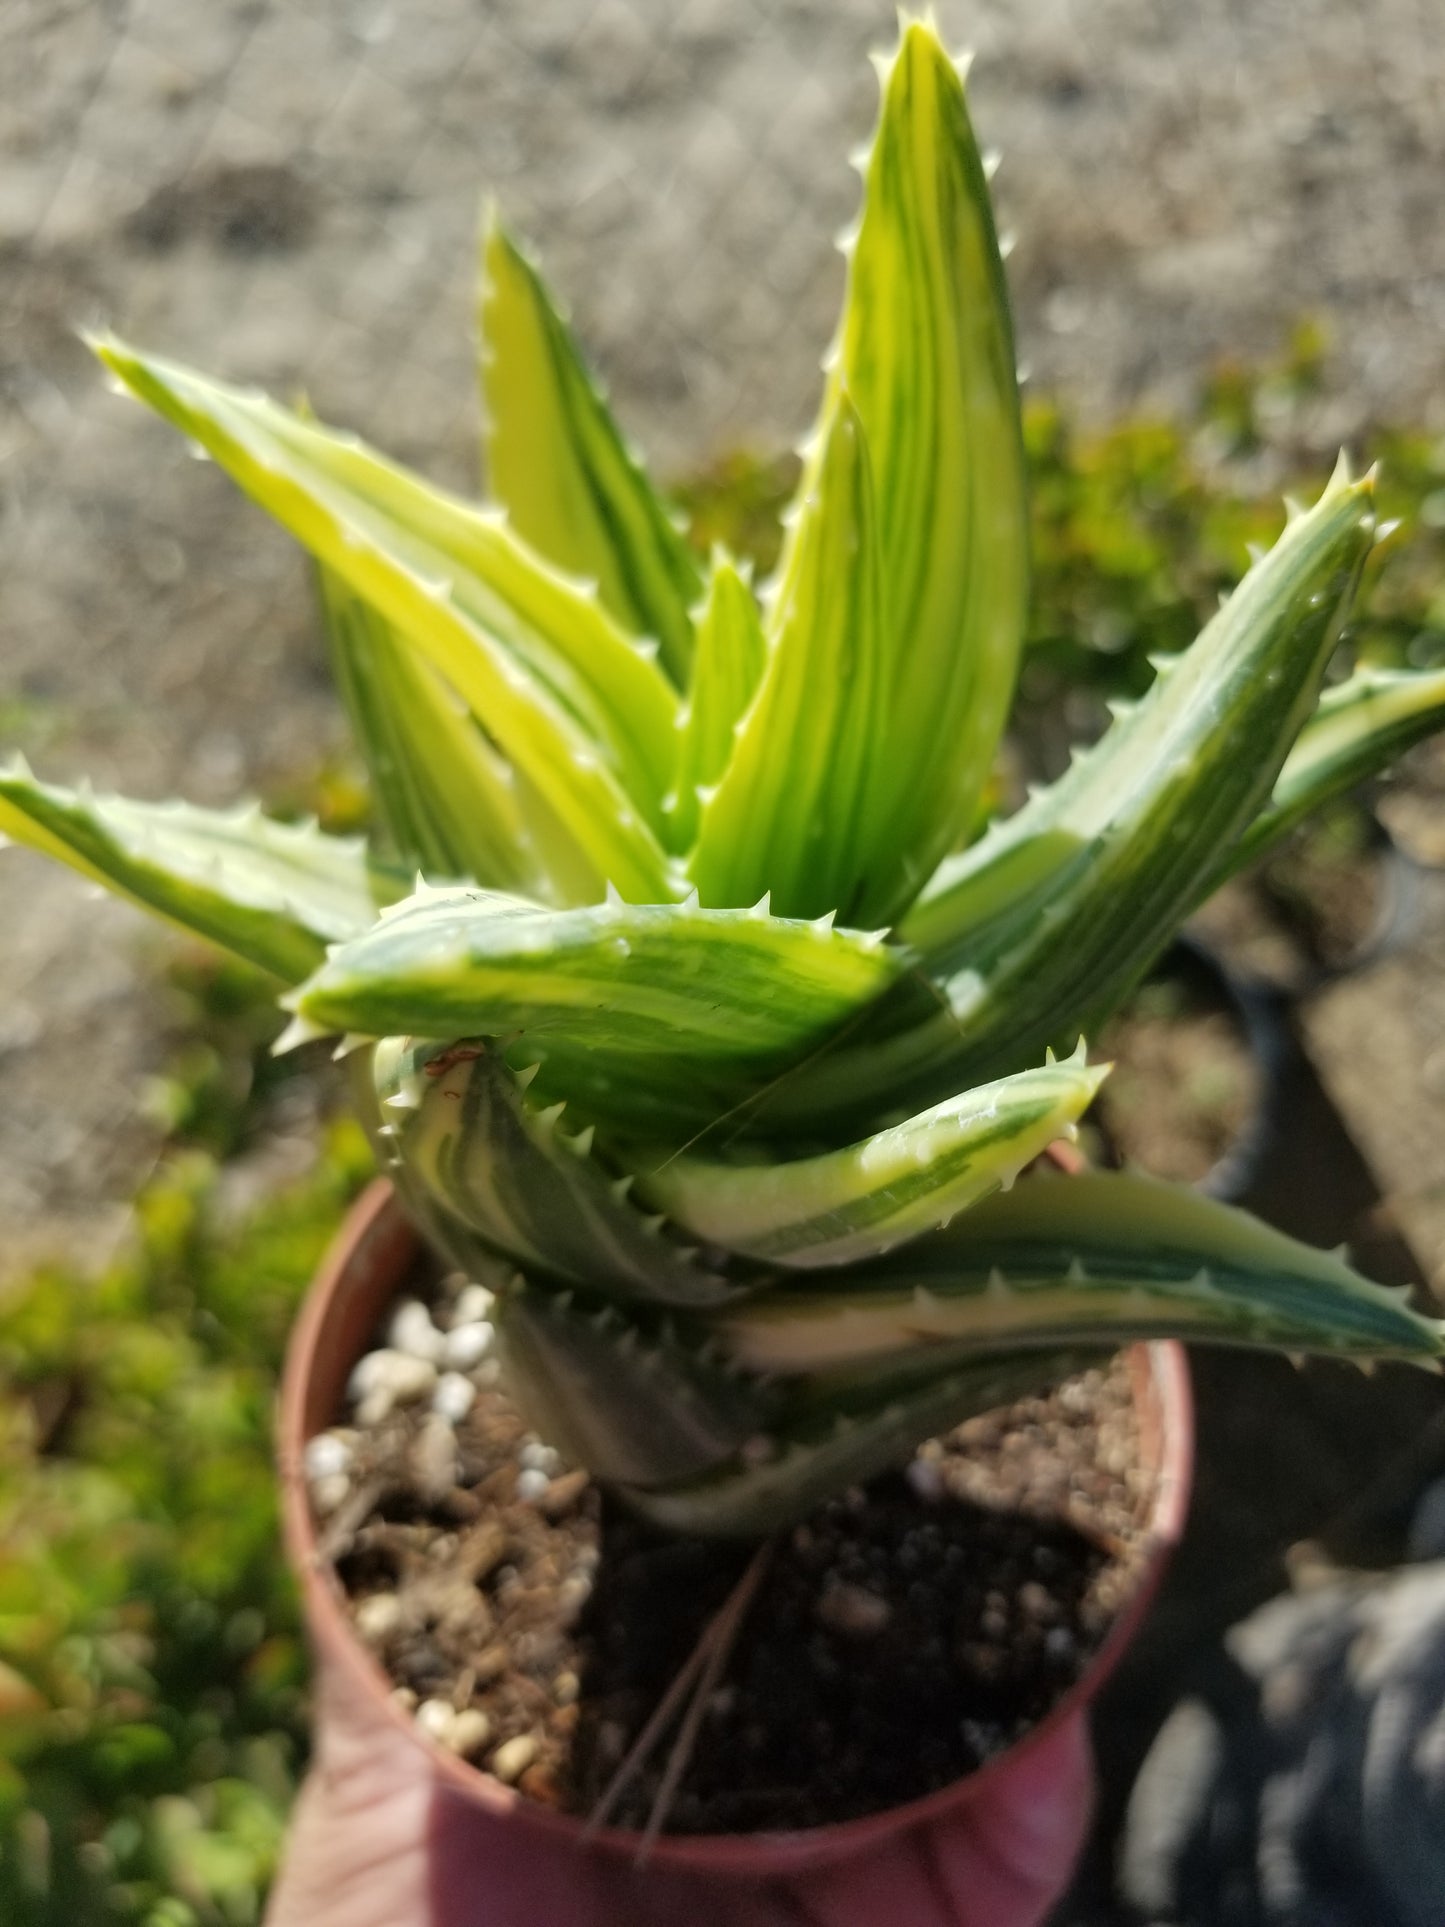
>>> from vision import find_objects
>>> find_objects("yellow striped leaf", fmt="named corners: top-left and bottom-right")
top-left (689, 397), bottom-right (886, 917)
top-left (1229, 662), bottom-right (1445, 873)
top-left (289, 885), bottom-right (903, 1135)
top-left (95, 337), bottom-right (679, 904)
top-left (317, 567), bottom-right (541, 896)
top-left (666, 555), bottom-right (766, 852)
top-left (738, 23), bottom-right (1027, 925)
top-left (0, 761), bottom-right (394, 982)
top-left (721, 1170), bottom-right (1445, 1375)
top-left (480, 217), bottom-right (703, 687)
top-left (777, 468), bottom-right (1377, 1133)
top-left (636, 1048), bottom-right (1105, 1268)
top-left (372, 1037), bottom-right (734, 1306)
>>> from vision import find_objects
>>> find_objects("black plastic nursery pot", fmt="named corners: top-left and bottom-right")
top-left (1125, 825), bottom-right (1426, 1206)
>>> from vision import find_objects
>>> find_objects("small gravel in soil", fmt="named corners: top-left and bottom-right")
top-left (315, 1274), bottom-right (1152, 1834)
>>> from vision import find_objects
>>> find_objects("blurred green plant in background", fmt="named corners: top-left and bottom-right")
top-left (4, 330), bottom-right (1445, 1920)
top-left (1024, 325), bottom-right (1445, 718)
top-left (0, 946), bottom-right (371, 1924)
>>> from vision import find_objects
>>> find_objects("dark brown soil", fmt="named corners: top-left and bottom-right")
top-left (1096, 974), bottom-right (1261, 1184)
top-left (312, 1285), bottom-right (1152, 1836)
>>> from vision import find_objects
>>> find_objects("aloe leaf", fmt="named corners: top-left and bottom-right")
top-left (289, 442), bottom-right (679, 832)
top-left (781, 467), bottom-right (1376, 1131)
top-left (719, 1169), bottom-right (1445, 1376)
top-left (666, 555), bottom-right (766, 852)
top-left (507, 768), bottom-right (625, 911)
top-left (372, 1036), bottom-right (735, 1306)
top-left (898, 821), bottom-right (1089, 973)
top-left (906, 664), bottom-right (1445, 971)
top-left (1226, 663), bottom-right (1445, 874)
top-left (316, 567), bottom-right (541, 894)
top-left (480, 217), bottom-right (702, 687)
top-left (290, 886), bottom-right (902, 1134)
top-left (635, 1048), bottom-right (1106, 1268)
top-left (690, 397), bottom-right (887, 919)
top-left (0, 760), bottom-right (396, 981)
top-left (493, 1282), bottom-right (775, 1489)
top-left (342, 1043), bottom-right (518, 1292)
top-left (624, 1349), bottom-right (1094, 1538)
top-left (750, 21), bottom-right (1026, 928)
top-left (905, 471), bottom-right (1375, 971)
top-left (94, 337), bottom-right (678, 903)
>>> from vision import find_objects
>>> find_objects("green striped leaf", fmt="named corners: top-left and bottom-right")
top-left (719, 1169), bottom-right (1445, 1376)
top-left (898, 823), bottom-right (1088, 975)
top-left (1227, 663), bottom-right (1445, 875)
top-left (317, 567), bottom-right (540, 895)
top-left (635, 1048), bottom-right (1105, 1268)
top-left (904, 661), bottom-right (1445, 972)
top-left (666, 555), bottom-right (766, 852)
top-left (903, 471), bottom-right (1377, 977)
top-left (480, 217), bottom-right (703, 687)
top-left (780, 466), bottom-right (1377, 1133)
top-left (344, 1044), bottom-right (522, 1290)
top-left (689, 397), bottom-right (887, 918)
top-left (94, 337), bottom-right (679, 904)
top-left (494, 1281), bottom-right (775, 1489)
top-left (288, 885), bottom-right (903, 1135)
top-left (749, 21), bottom-right (1026, 927)
top-left (625, 1349), bottom-right (1094, 1537)
top-left (0, 760), bottom-right (395, 982)
top-left (372, 1036), bottom-right (735, 1306)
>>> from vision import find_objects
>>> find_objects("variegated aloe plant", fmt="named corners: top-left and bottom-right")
top-left (6, 19), bottom-right (1445, 1536)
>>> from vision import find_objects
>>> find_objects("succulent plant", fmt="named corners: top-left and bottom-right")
top-left (6, 18), bottom-right (1445, 1536)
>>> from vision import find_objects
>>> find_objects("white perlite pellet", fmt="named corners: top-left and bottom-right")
top-left (489, 1734), bottom-right (538, 1784)
top-left (309, 1473), bottom-right (350, 1515)
top-left (355, 1593), bottom-right (404, 1645)
top-left (432, 1371), bottom-right (477, 1422)
top-left (387, 1298), bottom-right (447, 1363)
top-left (447, 1708), bottom-right (492, 1756)
top-left (347, 1349), bottom-right (437, 1420)
top-left (443, 1321), bottom-right (494, 1371)
top-left (906, 1457), bottom-right (945, 1503)
top-left (416, 1698), bottom-right (456, 1741)
top-left (450, 1283), bottom-right (496, 1328)
top-left (303, 1431), bottom-right (353, 1481)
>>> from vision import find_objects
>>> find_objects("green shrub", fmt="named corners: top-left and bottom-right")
top-left (0, 969), bottom-right (370, 1924)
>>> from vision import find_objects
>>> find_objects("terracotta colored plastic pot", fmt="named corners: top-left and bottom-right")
top-left (279, 1179), bottom-right (1195, 1877)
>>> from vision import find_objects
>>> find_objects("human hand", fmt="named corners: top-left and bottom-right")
top-left (265, 1658), bottom-right (1092, 1927)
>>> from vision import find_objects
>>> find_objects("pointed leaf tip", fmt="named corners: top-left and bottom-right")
top-left (0, 765), bottom-right (392, 981)
top-left (644, 1056), bottom-right (1105, 1271)
top-left (273, 1013), bottom-right (330, 1054)
top-left (739, 18), bottom-right (1026, 925)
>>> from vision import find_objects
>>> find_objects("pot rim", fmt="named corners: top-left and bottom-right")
top-left (279, 1178), bottom-right (1194, 1878)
